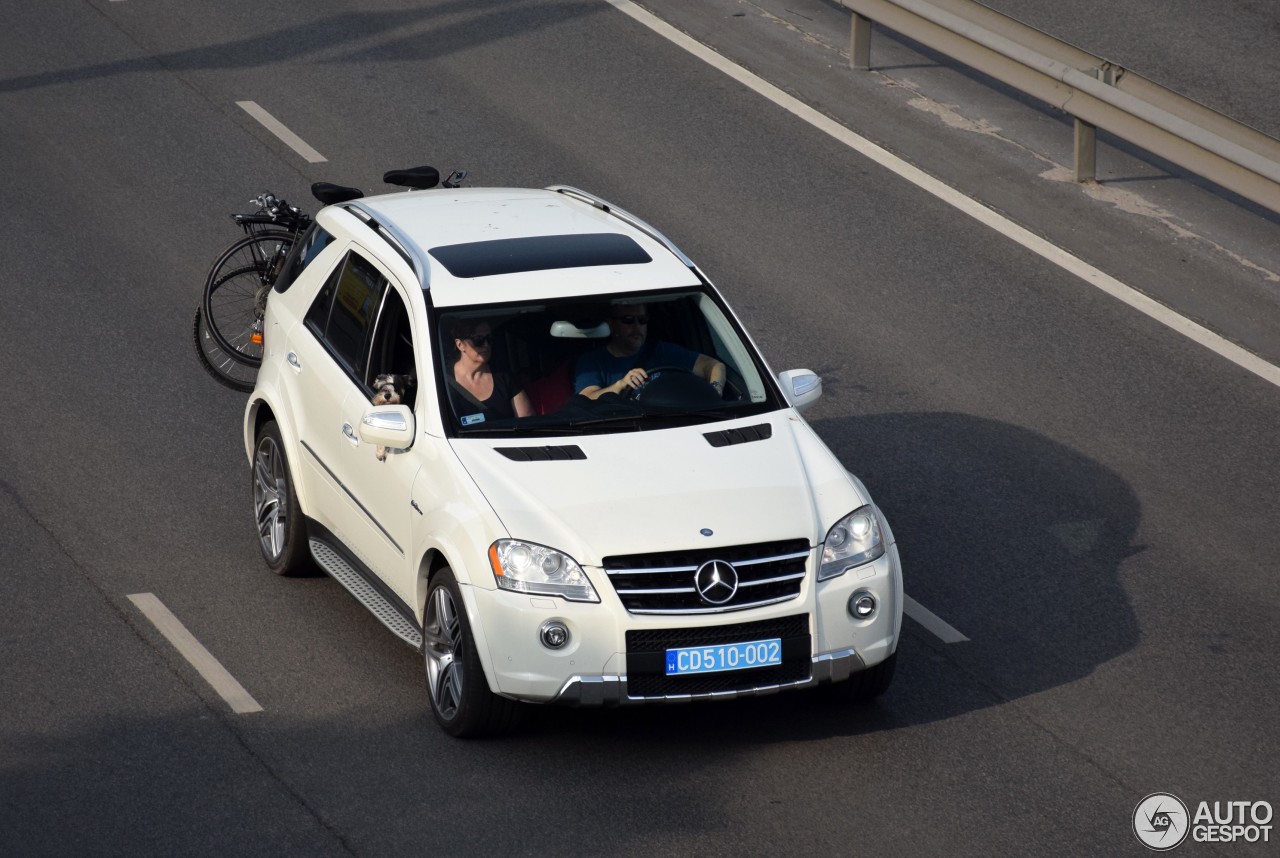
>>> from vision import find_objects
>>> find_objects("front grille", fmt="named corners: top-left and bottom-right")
top-left (625, 614), bottom-right (811, 697)
top-left (604, 539), bottom-right (810, 614)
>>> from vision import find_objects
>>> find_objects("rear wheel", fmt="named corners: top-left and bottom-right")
top-left (252, 421), bottom-right (312, 576)
top-left (422, 568), bottom-right (525, 737)
top-left (202, 231), bottom-right (293, 364)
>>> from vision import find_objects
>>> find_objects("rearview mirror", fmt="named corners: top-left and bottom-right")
top-left (778, 369), bottom-right (822, 412)
top-left (359, 404), bottom-right (415, 450)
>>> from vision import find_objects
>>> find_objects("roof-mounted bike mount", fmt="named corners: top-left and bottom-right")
top-left (384, 166), bottom-right (441, 190)
top-left (312, 182), bottom-right (365, 206)
top-left (311, 166), bottom-right (468, 207)
top-left (383, 166), bottom-right (469, 190)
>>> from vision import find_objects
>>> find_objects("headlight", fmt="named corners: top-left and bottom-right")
top-left (488, 540), bottom-right (600, 602)
top-left (819, 506), bottom-right (884, 581)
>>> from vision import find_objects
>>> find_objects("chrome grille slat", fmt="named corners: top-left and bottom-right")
top-left (625, 594), bottom-right (799, 615)
top-left (605, 564), bottom-right (700, 575)
top-left (738, 571), bottom-right (807, 587)
top-left (603, 550), bottom-right (810, 576)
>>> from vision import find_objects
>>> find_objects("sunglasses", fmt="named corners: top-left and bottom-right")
top-left (465, 334), bottom-right (492, 347)
top-left (612, 314), bottom-right (648, 325)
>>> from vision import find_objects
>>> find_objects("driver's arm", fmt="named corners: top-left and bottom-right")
top-left (579, 367), bottom-right (649, 400)
top-left (694, 354), bottom-right (727, 394)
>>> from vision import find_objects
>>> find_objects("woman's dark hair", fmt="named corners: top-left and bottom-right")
top-left (445, 317), bottom-right (490, 360)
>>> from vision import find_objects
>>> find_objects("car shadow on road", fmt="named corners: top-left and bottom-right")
top-left (525, 410), bottom-right (1142, 744)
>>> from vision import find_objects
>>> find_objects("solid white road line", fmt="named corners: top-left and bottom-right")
top-left (903, 594), bottom-right (970, 643)
top-left (604, 0), bottom-right (1280, 391)
top-left (235, 100), bottom-right (327, 164)
top-left (128, 593), bottom-right (264, 714)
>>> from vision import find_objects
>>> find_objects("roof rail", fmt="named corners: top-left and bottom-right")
top-left (548, 186), bottom-right (697, 268)
top-left (341, 202), bottom-right (427, 285)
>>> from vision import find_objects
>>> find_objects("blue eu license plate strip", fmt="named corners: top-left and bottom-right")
top-left (665, 638), bottom-right (782, 675)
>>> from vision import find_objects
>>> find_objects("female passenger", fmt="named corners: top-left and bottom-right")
top-left (447, 319), bottom-right (533, 422)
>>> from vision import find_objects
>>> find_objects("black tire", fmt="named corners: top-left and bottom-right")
top-left (202, 231), bottom-right (293, 364)
top-left (193, 307), bottom-right (258, 393)
top-left (422, 568), bottom-right (525, 738)
top-left (819, 652), bottom-right (897, 703)
top-left (252, 421), bottom-right (313, 576)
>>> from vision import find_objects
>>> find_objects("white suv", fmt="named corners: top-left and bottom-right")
top-left (244, 179), bottom-right (902, 736)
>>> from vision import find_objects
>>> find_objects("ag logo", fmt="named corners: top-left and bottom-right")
top-left (1134, 793), bottom-right (1190, 851)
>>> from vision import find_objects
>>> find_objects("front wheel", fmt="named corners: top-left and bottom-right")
top-left (422, 568), bottom-right (525, 738)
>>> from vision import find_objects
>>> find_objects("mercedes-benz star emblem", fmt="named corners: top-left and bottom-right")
top-left (694, 559), bottom-right (739, 605)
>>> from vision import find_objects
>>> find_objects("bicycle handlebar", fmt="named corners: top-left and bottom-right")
top-left (229, 191), bottom-right (311, 231)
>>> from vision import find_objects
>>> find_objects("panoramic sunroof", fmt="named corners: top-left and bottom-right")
top-left (428, 233), bottom-right (652, 278)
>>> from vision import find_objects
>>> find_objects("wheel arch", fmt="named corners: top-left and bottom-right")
top-left (415, 548), bottom-right (452, 623)
top-left (417, 550), bottom-right (510, 699)
top-left (245, 396), bottom-right (316, 520)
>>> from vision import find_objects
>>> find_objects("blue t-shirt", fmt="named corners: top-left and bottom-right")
top-left (574, 341), bottom-right (699, 393)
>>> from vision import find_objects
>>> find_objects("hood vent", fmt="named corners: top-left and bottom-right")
top-left (495, 445), bottom-right (586, 461)
top-left (704, 423), bottom-right (773, 448)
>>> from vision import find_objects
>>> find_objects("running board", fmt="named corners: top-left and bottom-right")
top-left (309, 539), bottom-right (422, 649)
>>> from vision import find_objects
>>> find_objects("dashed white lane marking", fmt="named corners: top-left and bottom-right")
top-left (904, 594), bottom-right (970, 643)
top-left (604, 0), bottom-right (1280, 391)
top-left (235, 100), bottom-right (327, 164)
top-left (128, 593), bottom-right (264, 714)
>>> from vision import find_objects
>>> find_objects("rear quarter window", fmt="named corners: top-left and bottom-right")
top-left (304, 251), bottom-right (387, 376)
top-left (274, 225), bottom-right (336, 293)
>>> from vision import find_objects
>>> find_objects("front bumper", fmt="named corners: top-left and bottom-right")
top-left (551, 647), bottom-right (864, 706)
top-left (460, 540), bottom-right (902, 705)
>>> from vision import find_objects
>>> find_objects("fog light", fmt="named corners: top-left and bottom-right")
top-left (848, 590), bottom-right (877, 620)
top-left (540, 621), bottom-right (569, 649)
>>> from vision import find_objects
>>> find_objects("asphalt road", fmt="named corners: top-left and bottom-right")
top-left (1, 0), bottom-right (1277, 856)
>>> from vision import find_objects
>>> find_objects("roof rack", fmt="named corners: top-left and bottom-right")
top-left (340, 202), bottom-right (427, 284)
top-left (548, 186), bottom-right (696, 269)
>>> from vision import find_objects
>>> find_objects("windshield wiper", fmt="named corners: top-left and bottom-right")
top-left (565, 409), bottom-right (733, 429)
top-left (459, 424), bottom-right (583, 435)
top-left (563, 414), bottom-right (643, 429)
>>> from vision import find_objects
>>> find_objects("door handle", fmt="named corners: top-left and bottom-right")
top-left (286, 352), bottom-right (302, 372)
top-left (341, 423), bottom-right (359, 446)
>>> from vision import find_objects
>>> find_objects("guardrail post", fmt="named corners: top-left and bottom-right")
top-left (1074, 118), bottom-right (1097, 182)
top-left (850, 12), bottom-right (872, 69)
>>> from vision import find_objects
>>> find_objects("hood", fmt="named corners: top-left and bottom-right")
top-left (450, 412), bottom-right (866, 567)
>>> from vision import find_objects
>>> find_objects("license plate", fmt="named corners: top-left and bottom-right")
top-left (665, 638), bottom-right (782, 676)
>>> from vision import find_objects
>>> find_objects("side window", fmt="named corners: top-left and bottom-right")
top-left (273, 224), bottom-right (334, 293)
top-left (367, 287), bottom-right (420, 410)
top-left (304, 251), bottom-right (387, 377)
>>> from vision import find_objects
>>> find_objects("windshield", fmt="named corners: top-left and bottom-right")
top-left (435, 289), bottom-right (784, 436)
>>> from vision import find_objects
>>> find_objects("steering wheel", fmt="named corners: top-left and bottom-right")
top-left (629, 365), bottom-right (723, 407)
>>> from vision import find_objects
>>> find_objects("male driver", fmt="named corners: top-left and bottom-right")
top-left (574, 304), bottom-right (727, 400)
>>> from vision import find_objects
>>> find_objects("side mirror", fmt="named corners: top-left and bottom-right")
top-left (778, 369), bottom-right (822, 412)
top-left (359, 404), bottom-right (415, 450)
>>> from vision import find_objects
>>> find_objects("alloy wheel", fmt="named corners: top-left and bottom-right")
top-left (424, 585), bottom-right (464, 720)
top-left (253, 436), bottom-right (287, 561)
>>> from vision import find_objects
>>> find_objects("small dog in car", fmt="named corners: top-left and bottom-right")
top-left (371, 374), bottom-right (409, 461)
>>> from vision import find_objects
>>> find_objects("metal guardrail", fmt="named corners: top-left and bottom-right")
top-left (839, 0), bottom-right (1280, 215)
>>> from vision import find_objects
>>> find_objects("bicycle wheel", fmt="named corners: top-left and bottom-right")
top-left (193, 307), bottom-right (258, 392)
top-left (202, 231), bottom-right (294, 364)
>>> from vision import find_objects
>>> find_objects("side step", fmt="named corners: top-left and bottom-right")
top-left (309, 539), bottom-right (422, 649)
